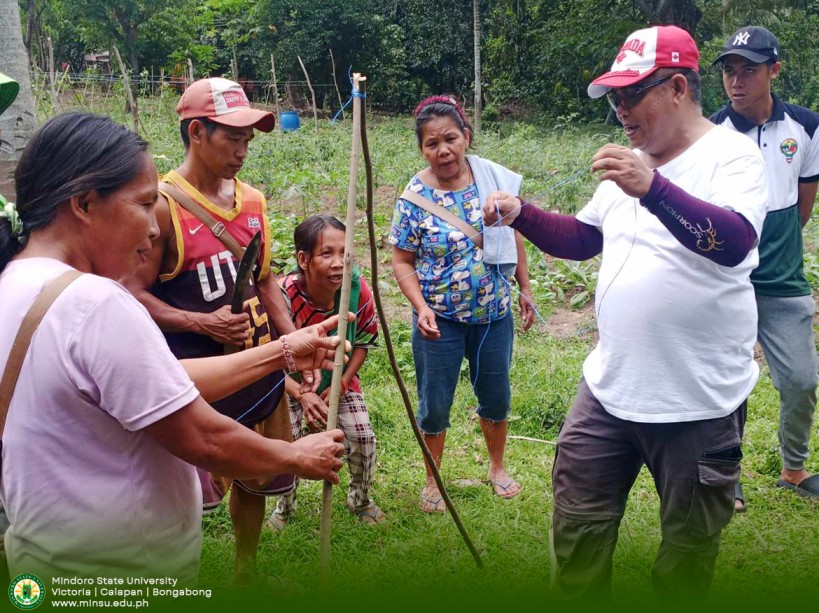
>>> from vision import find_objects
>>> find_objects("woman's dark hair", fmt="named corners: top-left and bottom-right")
top-left (293, 214), bottom-right (346, 275)
top-left (180, 116), bottom-right (219, 149)
top-left (1, 112), bottom-right (148, 272)
top-left (413, 96), bottom-right (473, 148)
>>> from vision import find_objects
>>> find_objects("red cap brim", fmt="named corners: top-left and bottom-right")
top-left (587, 67), bottom-right (659, 99)
top-left (209, 107), bottom-right (276, 133)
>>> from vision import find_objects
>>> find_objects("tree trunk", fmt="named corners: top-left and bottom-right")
top-left (633, 0), bottom-right (702, 33)
top-left (112, 6), bottom-right (140, 75)
top-left (24, 0), bottom-right (34, 67)
top-left (0, 0), bottom-right (38, 200)
top-left (127, 38), bottom-right (139, 77)
top-left (473, 0), bottom-right (481, 133)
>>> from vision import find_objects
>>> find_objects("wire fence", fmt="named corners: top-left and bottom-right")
top-left (29, 67), bottom-right (347, 122)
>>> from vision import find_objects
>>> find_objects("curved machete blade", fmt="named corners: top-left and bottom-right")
top-left (231, 230), bottom-right (262, 314)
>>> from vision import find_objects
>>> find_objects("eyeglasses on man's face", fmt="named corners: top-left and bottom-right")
top-left (606, 76), bottom-right (673, 111)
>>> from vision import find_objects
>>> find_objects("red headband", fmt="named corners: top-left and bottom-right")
top-left (413, 95), bottom-right (467, 126)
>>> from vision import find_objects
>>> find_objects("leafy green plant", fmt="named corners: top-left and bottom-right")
top-left (529, 250), bottom-right (599, 309)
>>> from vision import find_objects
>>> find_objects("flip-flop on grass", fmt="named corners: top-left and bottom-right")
top-left (776, 474), bottom-right (819, 500)
top-left (490, 478), bottom-right (521, 499)
top-left (357, 503), bottom-right (387, 524)
top-left (419, 485), bottom-right (446, 513)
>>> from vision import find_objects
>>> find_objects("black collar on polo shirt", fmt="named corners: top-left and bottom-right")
top-left (726, 92), bottom-right (786, 132)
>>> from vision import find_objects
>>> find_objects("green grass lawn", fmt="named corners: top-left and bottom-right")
top-left (43, 91), bottom-right (819, 609)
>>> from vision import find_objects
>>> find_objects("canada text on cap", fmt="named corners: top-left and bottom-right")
top-left (588, 25), bottom-right (700, 99)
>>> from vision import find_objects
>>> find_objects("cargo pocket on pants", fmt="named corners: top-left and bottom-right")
top-left (688, 445), bottom-right (742, 540)
top-left (698, 444), bottom-right (742, 486)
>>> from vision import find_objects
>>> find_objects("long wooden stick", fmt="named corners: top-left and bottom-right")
top-left (360, 86), bottom-right (484, 569)
top-left (329, 48), bottom-right (344, 122)
top-left (47, 36), bottom-right (57, 113)
top-left (319, 72), bottom-right (366, 582)
top-left (269, 54), bottom-right (280, 131)
top-left (508, 435), bottom-right (556, 445)
top-left (297, 55), bottom-right (318, 129)
top-left (112, 46), bottom-right (139, 135)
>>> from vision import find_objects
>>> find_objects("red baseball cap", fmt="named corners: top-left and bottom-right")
top-left (588, 26), bottom-right (700, 99)
top-left (176, 78), bottom-right (275, 132)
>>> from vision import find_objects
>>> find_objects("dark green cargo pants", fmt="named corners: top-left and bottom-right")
top-left (551, 379), bottom-right (745, 602)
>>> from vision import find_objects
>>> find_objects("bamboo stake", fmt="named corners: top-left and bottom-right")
top-left (329, 49), bottom-right (344, 122)
top-left (360, 89), bottom-right (484, 570)
top-left (297, 55), bottom-right (318, 129)
top-left (81, 61), bottom-right (90, 102)
top-left (112, 46), bottom-right (139, 135)
top-left (37, 33), bottom-right (46, 73)
top-left (319, 72), bottom-right (366, 582)
top-left (269, 54), bottom-right (281, 131)
top-left (47, 36), bottom-right (57, 113)
top-left (56, 64), bottom-right (70, 99)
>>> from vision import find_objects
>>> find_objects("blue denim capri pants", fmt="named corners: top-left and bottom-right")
top-left (412, 312), bottom-right (513, 434)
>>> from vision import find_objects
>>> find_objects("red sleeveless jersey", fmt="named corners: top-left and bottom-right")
top-left (151, 170), bottom-right (282, 425)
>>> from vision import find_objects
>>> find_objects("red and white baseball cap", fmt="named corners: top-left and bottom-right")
top-left (588, 26), bottom-right (700, 99)
top-left (176, 77), bottom-right (275, 132)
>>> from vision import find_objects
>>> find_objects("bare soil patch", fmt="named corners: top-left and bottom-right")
top-left (543, 303), bottom-right (596, 341)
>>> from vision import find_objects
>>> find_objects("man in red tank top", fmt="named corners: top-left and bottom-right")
top-left (126, 78), bottom-right (297, 581)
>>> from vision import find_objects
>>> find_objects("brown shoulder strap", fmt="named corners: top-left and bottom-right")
top-left (0, 269), bottom-right (84, 436)
top-left (399, 189), bottom-right (483, 248)
top-left (159, 181), bottom-right (245, 260)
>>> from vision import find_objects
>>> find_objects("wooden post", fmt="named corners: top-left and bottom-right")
top-left (47, 36), bottom-right (57, 112)
top-left (37, 33), bottom-right (46, 72)
top-left (329, 48), bottom-right (344, 122)
top-left (112, 46), bottom-right (139, 135)
top-left (319, 72), bottom-right (366, 583)
top-left (187, 58), bottom-right (194, 85)
top-left (297, 55), bottom-right (318, 129)
top-left (55, 64), bottom-right (70, 100)
top-left (269, 54), bottom-right (281, 131)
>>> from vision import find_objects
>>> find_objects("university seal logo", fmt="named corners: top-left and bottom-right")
top-left (9, 574), bottom-right (45, 610)
top-left (780, 138), bottom-right (798, 164)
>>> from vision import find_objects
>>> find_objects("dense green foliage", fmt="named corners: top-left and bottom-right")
top-left (19, 0), bottom-right (819, 122)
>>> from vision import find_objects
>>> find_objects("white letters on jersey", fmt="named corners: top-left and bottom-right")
top-left (197, 250), bottom-right (238, 302)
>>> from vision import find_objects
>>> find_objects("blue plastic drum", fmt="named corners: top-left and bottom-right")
top-left (280, 111), bottom-right (300, 132)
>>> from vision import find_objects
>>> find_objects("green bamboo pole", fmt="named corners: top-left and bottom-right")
top-left (319, 72), bottom-right (366, 583)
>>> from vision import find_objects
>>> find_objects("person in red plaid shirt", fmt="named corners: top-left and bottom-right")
top-left (268, 215), bottom-right (385, 528)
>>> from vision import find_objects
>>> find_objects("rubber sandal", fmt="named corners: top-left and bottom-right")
top-left (734, 482), bottom-right (746, 513)
top-left (356, 503), bottom-right (386, 525)
top-left (419, 486), bottom-right (446, 514)
top-left (490, 478), bottom-right (521, 499)
top-left (776, 474), bottom-right (819, 500)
